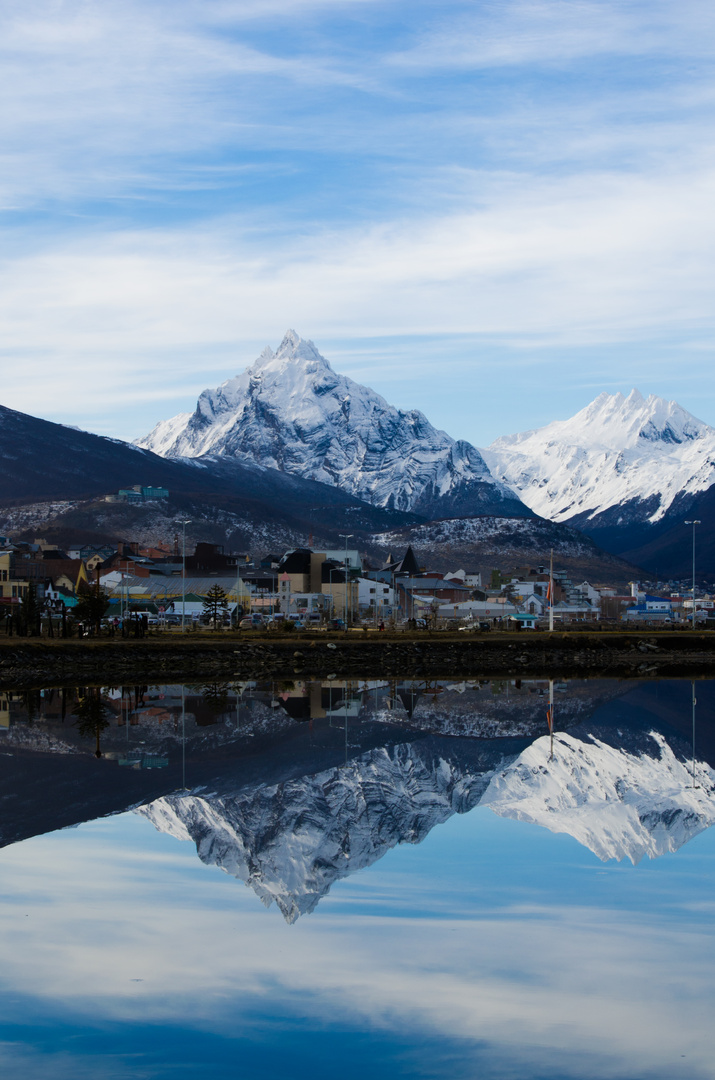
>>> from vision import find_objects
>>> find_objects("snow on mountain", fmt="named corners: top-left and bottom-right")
top-left (371, 512), bottom-right (636, 579)
top-left (137, 330), bottom-right (529, 520)
top-left (482, 730), bottom-right (715, 863)
top-left (482, 389), bottom-right (715, 526)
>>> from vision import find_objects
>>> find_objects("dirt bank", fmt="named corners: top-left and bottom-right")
top-left (0, 630), bottom-right (713, 689)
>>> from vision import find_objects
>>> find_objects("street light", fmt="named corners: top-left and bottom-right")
top-left (339, 534), bottom-right (353, 627)
top-left (686, 518), bottom-right (704, 630)
top-left (180, 520), bottom-right (191, 631)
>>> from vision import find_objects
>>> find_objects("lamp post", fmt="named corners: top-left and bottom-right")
top-left (327, 566), bottom-right (337, 624)
top-left (339, 534), bottom-right (353, 627)
top-left (180, 519), bottom-right (191, 631)
top-left (686, 518), bottom-right (704, 630)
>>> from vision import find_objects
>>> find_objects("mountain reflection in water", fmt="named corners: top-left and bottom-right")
top-left (0, 677), bottom-right (713, 922)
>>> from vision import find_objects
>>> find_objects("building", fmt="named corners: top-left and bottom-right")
top-left (623, 594), bottom-right (674, 622)
top-left (357, 577), bottom-right (394, 614)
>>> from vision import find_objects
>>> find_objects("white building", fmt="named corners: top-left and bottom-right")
top-left (357, 577), bottom-right (394, 612)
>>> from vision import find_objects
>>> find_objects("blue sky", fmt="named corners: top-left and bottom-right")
top-left (1, 0), bottom-right (714, 446)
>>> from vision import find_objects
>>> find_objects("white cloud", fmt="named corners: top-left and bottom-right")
top-left (0, 0), bottom-right (713, 439)
top-left (1, 161), bottom-right (714, 414)
top-left (388, 0), bottom-right (715, 70)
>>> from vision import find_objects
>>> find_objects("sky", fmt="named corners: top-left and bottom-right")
top-left (1, 0), bottom-right (714, 447)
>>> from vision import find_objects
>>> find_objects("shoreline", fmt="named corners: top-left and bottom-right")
top-left (0, 630), bottom-right (713, 688)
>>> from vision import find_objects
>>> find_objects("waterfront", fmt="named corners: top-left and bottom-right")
top-left (0, 676), bottom-right (713, 1079)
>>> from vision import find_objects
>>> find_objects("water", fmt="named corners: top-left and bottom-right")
top-left (0, 677), bottom-right (713, 1079)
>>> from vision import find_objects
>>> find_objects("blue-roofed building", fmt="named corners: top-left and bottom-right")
top-left (623, 594), bottom-right (674, 622)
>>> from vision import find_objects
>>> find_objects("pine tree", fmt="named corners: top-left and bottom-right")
top-left (202, 584), bottom-right (229, 629)
top-left (73, 588), bottom-right (110, 635)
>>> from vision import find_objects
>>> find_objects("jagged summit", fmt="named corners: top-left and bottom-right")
top-left (137, 331), bottom-right (530, 520)
top-left (555, 388), bottom-right (707, 450)
top-left (482, 388), bottom-right (715, 525)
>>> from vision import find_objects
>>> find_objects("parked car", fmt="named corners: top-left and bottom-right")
top-left (239, 614), bottom-right (265, 629)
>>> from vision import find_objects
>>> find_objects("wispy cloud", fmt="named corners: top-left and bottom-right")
top-left (0, 0), bottom-right (713, 440)
top-left (388, 0), bottom-right (715, 70)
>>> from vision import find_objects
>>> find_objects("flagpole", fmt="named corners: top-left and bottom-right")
top-left (549, 548), bottom-right (554, 632)
top-left (548, 677), bottom-right (554, 760)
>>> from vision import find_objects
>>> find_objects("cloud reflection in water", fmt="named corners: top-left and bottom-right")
top-left (0, 806), bottom-right (713, 1080)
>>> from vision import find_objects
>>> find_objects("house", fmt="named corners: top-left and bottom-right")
top-left (437, 599), bottom-right (519, 622)
top-left (397, 577), bottom-right (472, 607)
top-left (21, 557), bottom-right (89, 596)
top-left (510, 613), bottom-right (539, 629)
top-left (109, 484), bottom-right (169, 504)
top-left (323, 548), bottom-right (362, 573)
top-left (623, 594), bottom-right (674, 623)
top-left (321, 561), bottom-right (358, 621)
top-left (185, 543), bottom-right (240, 575)
top-left (444, 569), bottom-right (482, 588)
top-left (382, 546), bottom-right (421, 576)
top-left (357, 577), bottom-right (394, 613)
top-left (279, 549), bottom-right (328, 594)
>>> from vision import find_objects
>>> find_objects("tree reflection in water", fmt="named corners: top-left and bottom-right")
top-left (73, 688), bottom-right (111, 757)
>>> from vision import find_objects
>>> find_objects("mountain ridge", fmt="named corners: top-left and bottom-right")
top-left (481, 388), bottom-right (715, 574)
top-left (137, 330), bottom-right (531, 521)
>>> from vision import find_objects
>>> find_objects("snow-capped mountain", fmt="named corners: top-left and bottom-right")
top-left (482, 389), bottom-right (715, 534)
top-left (137, 330), bottom-right (530, 520)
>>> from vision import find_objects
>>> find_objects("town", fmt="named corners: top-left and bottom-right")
top-left (0, 528), bottom-right (710, 633)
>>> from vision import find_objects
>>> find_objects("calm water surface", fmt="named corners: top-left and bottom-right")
top-left (0, 677), bottom-right (713, 1079)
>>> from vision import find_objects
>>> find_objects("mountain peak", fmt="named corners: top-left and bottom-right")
top-left (483, 387), bottom-right (715, 526)
top-left (137, 333), bottom-right (528, 519)
top-left (272, 330), bottom-right (332, 369)
top-left (253, 345), bottom-right (275, 368)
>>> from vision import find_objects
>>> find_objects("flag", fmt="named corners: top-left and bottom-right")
top-left (546, 579), bottom-right (553, 604)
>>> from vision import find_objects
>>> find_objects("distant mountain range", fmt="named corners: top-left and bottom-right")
top-left (0, 400), bottom-right (419, 547)
top-left (2, 330), bottom-right (712, 576)
top-left (135, 333), bottom-right (715, 575)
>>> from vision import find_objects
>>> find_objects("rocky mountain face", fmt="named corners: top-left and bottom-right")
top-left (482, 389), bottom-right (715, 571)
top-left (137, 330), bottom-right (531, 521)
top-left (0, 400), bottom-right (419, 549)
top-left (0, 394), bottom-right (629, 574)
top-left (371, 514), bottom-right (639, 581)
